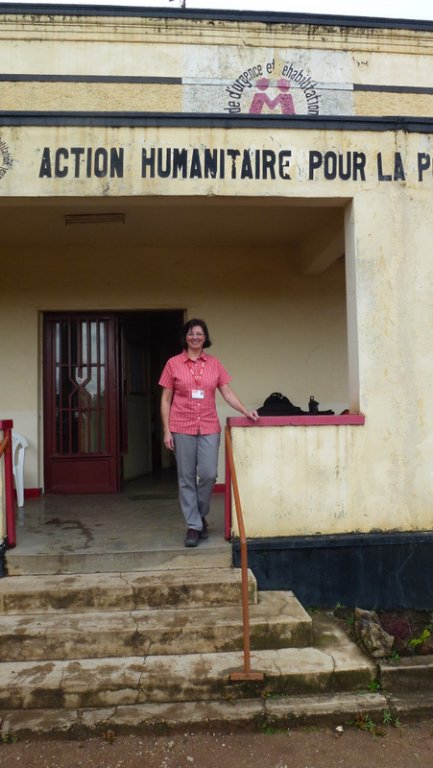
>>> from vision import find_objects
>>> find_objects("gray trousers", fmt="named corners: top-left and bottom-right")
top-left (173, 433), bottom-right (220, 531)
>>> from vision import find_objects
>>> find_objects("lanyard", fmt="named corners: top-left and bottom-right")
top-left (188, 359), bottom-right (205, 386)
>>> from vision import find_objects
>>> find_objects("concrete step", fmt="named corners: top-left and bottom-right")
top-left (0, 568), bottom-right (257, 614)
top-left (0, 641), bottom-right (375, 711)
top-left (0, 591), bottom-right (312, 661)
top-left (0, 692), bottom-right (390, 739)
top-left (6, 546), bottom-right (232, 576)
top-left (0, 561), bottom-right (383, 736)
top-left (378, 654), bottom-right (433, 693)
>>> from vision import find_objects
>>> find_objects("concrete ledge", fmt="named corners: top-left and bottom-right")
top-left (0, 643), bottom-right (375, 711)
top-left (6, 547), bottom-right (232, 576)
top-left (387, 693), bottom-right (433, 719)
top-left (379, 655), bottom-right (433, 693)
top-left (0, 692), bottom-right (390, 738)
top-left (0, 567), bottom-right (256, 614)
top-left (0, 591), bottom-right (312, 660)
top-left (4, 689), bottom-right (433, 738)
top-left (265, 691), bottom-right (388, 726)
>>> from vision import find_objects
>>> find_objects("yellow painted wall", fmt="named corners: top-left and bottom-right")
top-left (1, 11), bottom-right (433, 117)
top-left (0, 239), bottom-right (348, 492)
top-left (231, 181), bottom-right (433, 536)
top-left (1, 9), bottom-right (433, 539)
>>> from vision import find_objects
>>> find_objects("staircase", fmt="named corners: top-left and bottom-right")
top-left (0, 559), bottom-right (383, 739)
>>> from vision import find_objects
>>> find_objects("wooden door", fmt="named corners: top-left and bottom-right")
top-left (44, 313), bottom-right (120, 493)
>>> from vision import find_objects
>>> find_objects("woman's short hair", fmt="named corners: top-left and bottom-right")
top-left (182, 318), bottom-right (212, 349)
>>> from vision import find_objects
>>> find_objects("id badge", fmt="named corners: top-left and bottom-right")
top-left (192, 389), bottom-right (205, 399)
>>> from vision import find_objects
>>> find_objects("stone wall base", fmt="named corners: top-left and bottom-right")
top-left (233, 531), bottom-right (433, 610)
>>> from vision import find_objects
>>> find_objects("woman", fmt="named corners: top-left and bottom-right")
top-left (159, 318), bottom-right (259, 547)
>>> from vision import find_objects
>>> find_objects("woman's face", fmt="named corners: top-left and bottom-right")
top-left (186, 324), bottom-right (206, 354)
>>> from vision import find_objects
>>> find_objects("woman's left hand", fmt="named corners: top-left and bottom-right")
top-left (245, 410), bottom-right (259, 421)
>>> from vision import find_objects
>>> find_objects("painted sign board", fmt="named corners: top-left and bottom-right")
top-left (0, 126), bottom-right (432, 197)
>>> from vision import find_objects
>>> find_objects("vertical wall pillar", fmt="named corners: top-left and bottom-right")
top-left (344, 200), bottom-right (360, 413)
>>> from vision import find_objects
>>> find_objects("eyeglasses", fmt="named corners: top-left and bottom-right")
top-left (187, 332), bottom-right (205, 338)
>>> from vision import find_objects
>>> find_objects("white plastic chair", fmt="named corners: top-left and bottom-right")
top-left (12, 432), bottom-right (28, 508)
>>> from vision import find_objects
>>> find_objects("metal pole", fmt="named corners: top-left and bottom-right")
top-left (225, 426), bottom-right (263, 682)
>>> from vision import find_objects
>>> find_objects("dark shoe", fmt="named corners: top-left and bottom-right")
top-left (199, 517), bottom-right (209, 539)
top-left (184, 528), bottom-right (200, 548)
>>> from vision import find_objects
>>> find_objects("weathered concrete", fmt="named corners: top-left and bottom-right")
top-left (9, 562), bottom-right (433, 737)
top-left (0, 557), bottom-right (379, 735)
top-left (0, 591), bottom-right (312, 661)
top-left (2, 470), bottom-right (432, 737)
top-left (0, 499), bottom-right (397, 737)
top-left (5, 493), bottom-right (231, 576)
top-left (264, 691), bottom-right (388, 725)
top-left (0, 643), bottom-right (375, 711)
top-left (311, 611), bottom-right (375, 691)
top-left (386, 692), bottom-right (433, 719)
top-left (0, 692), bottom-right (389, 738)
top-left (0, 568), bottom-right (256, 614)
top-left (6, 547), bottom-right (232, 576)
top-left (379, 655), bottom-right (433, 693)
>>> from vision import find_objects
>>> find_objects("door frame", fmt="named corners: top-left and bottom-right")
top-left (43, 311), bottom-right (121, 494)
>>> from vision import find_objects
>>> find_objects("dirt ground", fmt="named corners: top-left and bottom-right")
top-left (1, 720), bottom-right (433, 768)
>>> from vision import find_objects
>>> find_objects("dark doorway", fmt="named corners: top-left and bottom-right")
top-left (43, 309), bottom-right (184, 494)
top-left (119, 310), bottom-right (184, 486)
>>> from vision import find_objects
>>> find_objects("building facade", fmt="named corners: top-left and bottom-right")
top-left (1, 4), bottom-right (433, 604)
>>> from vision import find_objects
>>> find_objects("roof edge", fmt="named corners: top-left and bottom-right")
top-left (0, 2), bottom-right (432, 32)
top-left (1, 111), bottom-right (433, 133)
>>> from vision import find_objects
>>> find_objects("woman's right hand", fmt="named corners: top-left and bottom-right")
top-left (164, 430), bottom-right (175, 451)
top-left (161, 388), bottom-right (174, 451)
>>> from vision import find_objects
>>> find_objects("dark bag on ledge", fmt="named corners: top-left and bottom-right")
top-left (308, 395), bottom-right (335, 416)
top-left (257, 393), bottom-right (335, 417)
top-left (257, 392), bottom-right (306, 416)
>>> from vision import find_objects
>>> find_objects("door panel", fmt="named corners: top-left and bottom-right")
top-left (44, 313), bottom-right (119, 493)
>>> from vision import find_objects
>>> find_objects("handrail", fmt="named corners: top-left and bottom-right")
top-left (0, 434), bottom-right (9, 457)
top-left (0, 419), bottom-right (16, 549)
top-left (225, 426), bottom-right (263, 682)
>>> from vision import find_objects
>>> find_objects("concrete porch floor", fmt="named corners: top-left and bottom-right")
top-left (6, 472), bottom-right (231, 575)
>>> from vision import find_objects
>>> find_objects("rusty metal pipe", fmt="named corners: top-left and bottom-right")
top-left (225, 426), bottom-right (263, 682)
top-left (0, 435), bottom-right (9, 457)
